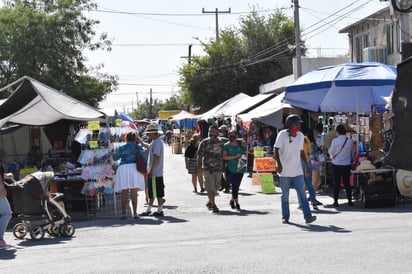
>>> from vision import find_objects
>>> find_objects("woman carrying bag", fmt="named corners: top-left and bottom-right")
top-left (222, 129), bottom-right (247, 210)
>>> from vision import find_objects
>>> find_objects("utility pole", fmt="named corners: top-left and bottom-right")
top-left (385, 0), bottom-right (411, 60)
top-left (180, 44), bottom-right (193, 64)
top-left (149, 88), bottom-right (153, 119)
top-left (202, 8), bottom-right (231, 42)
top-left (399, 0), bottom-right (411, 60)
top-left (136, 91), bottom-right (139, 109)
top-left (293, 0), bottom-right (302, 78)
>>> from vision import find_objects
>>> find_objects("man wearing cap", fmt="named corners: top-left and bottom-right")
top-left (274, 114), bottom-right (317, 224)
top-left (198, 125), bottom-right (227, 213)
top-left (140, 123), bottom-right (166, 217)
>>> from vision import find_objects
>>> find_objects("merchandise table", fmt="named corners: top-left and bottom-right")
top-left (351, 168), bottom-right (397, 207)
top-left (50, 178), bottom-right (87, 212)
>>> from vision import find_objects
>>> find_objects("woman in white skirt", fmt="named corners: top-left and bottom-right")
top-left (113, 132), bottom-right (146, 219)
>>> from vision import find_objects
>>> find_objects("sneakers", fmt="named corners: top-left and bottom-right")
top-left (313, 200), bottom-right (323, 206)
top-left (140, 211), bottom-right (151, 216)
top-left (305, 215), bottom-right (317, 224)
top-left (282, 219), bottom-right (289, 224)
top-left (159, 198), bottom-right (166, 206)
top-left (229, 200), bottom-right (235, 209)
top-left (212, 205), bottom-right (219, 213)
top-left (152, 211), bottom-right (164, 217)
top-left (235, 203), bottom-right (241, 211)
top-left (0, 239), bottom-right (8, 248)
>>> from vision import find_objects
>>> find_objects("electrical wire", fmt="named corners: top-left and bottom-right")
top-left (98, 1), bottom-right (386, 86)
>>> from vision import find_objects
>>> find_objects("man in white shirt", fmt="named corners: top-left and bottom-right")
top-left (274, 114), bottom-right (317, 224)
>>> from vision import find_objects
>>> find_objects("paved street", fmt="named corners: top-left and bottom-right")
top-left (2, 143), bottom-right (412, 273)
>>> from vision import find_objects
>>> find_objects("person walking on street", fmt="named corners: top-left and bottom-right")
top-left (0, 174), bottom-right (12, 247)
top-left (141, 124), bottom-right (166, 217)
top-left (198, 125), bottom-right (227, 213)
top-left (303, 129), bottom-right (323, 209)
top-left (222, 129), bottom-right (247, 210)
top-left (329, 124), bottom-right (354, 207)
top-left (274, 114), bottom-right (317, 224)
top-left (314, 124), bottom-right (326, 191)
top-left (184, 134), bottom-right (204, 193)
top-left (113, 132), bottom-right (146, 220)
top-left (218, 125), bottom-right (230, 192)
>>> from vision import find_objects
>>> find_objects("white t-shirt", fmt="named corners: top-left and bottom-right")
top-left (274, 129), bottom-right (304, 177)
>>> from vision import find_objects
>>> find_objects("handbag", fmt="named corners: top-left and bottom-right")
top-left (136, 146), bottom-right (148, 176)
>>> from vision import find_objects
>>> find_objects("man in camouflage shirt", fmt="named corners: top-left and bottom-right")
top-left (198, 125), bottom-right (227, 213)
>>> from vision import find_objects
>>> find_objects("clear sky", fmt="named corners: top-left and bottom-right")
top-left (85, 0), bottom-right (389, 115)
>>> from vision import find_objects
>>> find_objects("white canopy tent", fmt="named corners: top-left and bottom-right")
top-left (0, 76), bottom-right (106, 165)
top-left (196, 93), bottom-right (250, 121)
top-left (237, 92), bottom-right (293, 128)
top-left (218, 93), bottom-right (276, 117)
top-left (0, 76), bottom-right (106, 128)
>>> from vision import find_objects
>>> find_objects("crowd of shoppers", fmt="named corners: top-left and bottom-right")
top-left (3, 116), bottom-right (366, 246)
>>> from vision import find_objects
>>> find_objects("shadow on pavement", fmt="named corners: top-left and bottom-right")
top-left (0, 248), bottom-right (17, 260)
top-left (73, 214), bottom-right (188, 228)
top-left (217, 209), bottom-right (269, 216)
top-left (323, 202), bottom-right (412, 213)
top-left (288, 222), bottom-right (352, 233)
top-left (310, 208), bottom-right (341, 215)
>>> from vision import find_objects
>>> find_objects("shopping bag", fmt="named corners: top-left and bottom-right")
top-left (252, 173), bottom-right (261, 185)
top-left (152, 176), bottom-right (157, 198)
top-left (236, 154), bottom-right (247, 172)
top-left (260, 173), bottom-right (276, 193)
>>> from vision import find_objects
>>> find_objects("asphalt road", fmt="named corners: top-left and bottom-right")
top-left (1, 143), bottom-right (412, 273)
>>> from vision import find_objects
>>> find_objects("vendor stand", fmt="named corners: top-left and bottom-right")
top-left (283, 62), bottom-right (397, 207)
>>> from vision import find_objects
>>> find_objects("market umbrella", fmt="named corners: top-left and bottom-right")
top-left (170, 110), bottom-right (196, 129)
top-left (283, 62), bottom-right (397, 113)
top-left (117, 112), bottom-right (134, 122)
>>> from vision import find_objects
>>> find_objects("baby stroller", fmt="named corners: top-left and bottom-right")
top-left (5, 171), bottom-right (75, 240)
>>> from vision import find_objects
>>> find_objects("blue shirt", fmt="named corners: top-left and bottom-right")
top-left (113, 142), bottom-right (146, 166)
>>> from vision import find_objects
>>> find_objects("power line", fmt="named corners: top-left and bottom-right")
top-left (95, 7), bottom-right (282, 17)
top-left (112, 43), bottom-right (201, 47)
top-left (117, 82), bottom-right (177, 87)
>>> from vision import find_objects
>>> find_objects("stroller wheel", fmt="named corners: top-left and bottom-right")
top-left (30, 226), bottom-right (45, 241)
top-left (13, 223), bottom-right (27, 239)
top-left (47, 225), bottom-right (60, 237)
top-left (60, 223), bottom-right (75, 237)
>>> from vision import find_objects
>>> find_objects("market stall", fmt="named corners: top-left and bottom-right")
top-left (283, 62), bottom-right (397, 207)
top-left (0, 76), bottom-right (106, 215)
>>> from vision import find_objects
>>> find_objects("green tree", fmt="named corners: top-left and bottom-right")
top-left (133, 98), bottom-right (162, 120)
top-left (179, 9), bottom-right (303, 111)
top-left (0, 0), bottom-right (117, 107)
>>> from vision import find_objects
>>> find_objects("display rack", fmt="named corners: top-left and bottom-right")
top-left (76, 120), bottom-right (120, 219)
